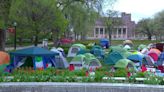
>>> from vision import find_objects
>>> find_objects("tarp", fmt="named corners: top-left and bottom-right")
top-left (105, 51), bottom-right (124, 65)
top-left (10, 47), bottom-right (58, 56)
top-left (114, 59), bottom-right (135, 68)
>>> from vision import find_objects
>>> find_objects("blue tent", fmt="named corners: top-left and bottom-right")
top-left (99, 38), bottom-right (109, 48)
top-left (9, 47), bottom-right (58, 70)
top-left (157, 52), bottom-right (164, 66)
top-left (104, 51), bottom-right (124, 65)
top-left (90, 45), bottom-right (105, 59)
top-left (127, 54), bottom-right (144, 63)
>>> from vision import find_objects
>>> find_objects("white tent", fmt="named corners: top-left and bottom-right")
top-left (67, 44), bottom-right (86, 57)
top-left (51, 48), bottom-right (69, 68)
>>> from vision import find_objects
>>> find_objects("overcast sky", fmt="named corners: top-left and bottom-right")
top-left (112, 0), bottom-right (164, 22)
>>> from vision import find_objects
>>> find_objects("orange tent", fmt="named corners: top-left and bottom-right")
top-left (0, 51), bottom-right (10, 65)
top-left (149, 48), bottom-right (161, 56)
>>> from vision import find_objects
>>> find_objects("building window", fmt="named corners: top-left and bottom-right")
top-left (95, 28), bottom-right (99, 34)
top-left (118, 28), bottom-right (121, 34)
top-left (105, 28), bottom-right (108, 34)
top-left (100, 28), bottom-right (103, 34)
top-left (112, 28), bottom-right (117, 35)
top-left (123, 28), bottom-right (126, 34)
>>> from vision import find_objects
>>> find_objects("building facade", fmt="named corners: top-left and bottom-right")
top-left (87, 12), bottom-right (136, 40)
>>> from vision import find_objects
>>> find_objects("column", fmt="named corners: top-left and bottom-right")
top-left (125, 29), bottom-right (127, 39)
top-left (121, 28), bottom-right (123, 39)
top-left (103, 28), bottom-right (105, 38)
top-left (98, 28), bottom-right (100, 38)
top-left (116, 28), bottom-right (119, 39)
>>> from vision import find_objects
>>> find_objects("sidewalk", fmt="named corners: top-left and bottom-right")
top-left (5, 42), bottom-right (53, 51)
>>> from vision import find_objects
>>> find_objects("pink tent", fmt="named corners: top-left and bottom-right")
top-left (148, 52), bottom-right (158, 62)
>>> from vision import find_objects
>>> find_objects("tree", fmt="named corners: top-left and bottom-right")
top-left (136, 18), bottom-right (155, 40)
top-left (0, 0), bottom-right (12, 51)
top-left (105, 10), bottom-right (121, 45)
top-left (153, 10), bottom-right (164, 40)
top-left (10, 0), bottom-right (67, 46)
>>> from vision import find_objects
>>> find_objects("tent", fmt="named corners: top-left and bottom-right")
top-left (149, 48), bottom-right (161, 56)
top-left (9, 47), bottom-right (58, 70)
top-left (157, 52), bottom-right (164, 66)
top-left (69, 54), bottom-right (86, 70)
top-left (51, 48), bottom-right (69, 68)
top-left (90, 45), bottom-right (105, 59)
top-left (83, 53), bottom-right (101, 69)
top-left (114, 59), bottom-right (135, 68)
top-left (99, 38), bottom-right (109, 48)
top-left (0, 51), bottom-right (10, 73)
top-left (67, 44), bottom-right (86, 57)
top-left (148, 52), bottom-right (158, 62)
top-left (109, 45), bottom-right (127, 54)
top-left (123, 40), bottom-right (133, 46)
top-left (123, 45), bottom-right (131, 50)
top-left (138, 44), bottom-right (147, 51)
top-left (104, 51), bottom-right (124, 65)
top-left (143, 55), bottom-right (155, 66)
top-left (127, 54), bottom-right (144, 63)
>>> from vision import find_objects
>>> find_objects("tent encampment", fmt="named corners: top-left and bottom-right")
top-left (104, 51), bottom-right (124, 65)
top-left (0, 51), bottom-right (10, 73)
top-left (114, 59), bottom-right (135, 68)
top-left (67, 44), bottom-right (86, 57)
top-left (9, 47), bottom-right (58, 70)
top-left (51, 48), bottom-right (69, 68)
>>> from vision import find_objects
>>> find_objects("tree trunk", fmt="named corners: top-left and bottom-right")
top-left (147, 33), bottom-right (152, 40)
top-left (0, 29), bottom-right (6, 51)
top-left (34, 30), bottom-right (39, 46)
top-left (108, 27), bottom-right (112, 46)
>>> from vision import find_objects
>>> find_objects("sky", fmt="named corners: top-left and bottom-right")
top-left (112, 0), bottom-right (164, 22)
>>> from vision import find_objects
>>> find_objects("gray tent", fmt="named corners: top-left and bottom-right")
top-left (51, 48), bottom-right (69, 68)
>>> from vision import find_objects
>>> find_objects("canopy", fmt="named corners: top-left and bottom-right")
top-left (72, 44), bottom-right (86, 49)
top-left (114, 59), bottom-right (135, 68)
top-left (0, 51), bottom-right (10, 65)
top-left (10, 47), bottom-right (58, 56)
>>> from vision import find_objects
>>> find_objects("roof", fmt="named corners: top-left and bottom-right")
top-left (10, 47), bottom-right (58, 56)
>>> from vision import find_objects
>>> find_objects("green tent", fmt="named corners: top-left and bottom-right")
top-left (84, 53), bottom-right (101, 69)
top-left (138, 44), bottom-right (147, 51)
top-left (105, 51), bottom-right (124, 65)
top-left (114, 59), bottom-right (135, 68)
top-left (109, 45), bottom-right (127, 54)
top-left (72, 44), bottom-right (86, 49)
top-left (67, 43), bottom-right (86, 57)
top-left (71, 54), bottom-right (86, 62)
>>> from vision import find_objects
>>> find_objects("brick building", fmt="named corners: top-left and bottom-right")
top-left (87, 12), bottom-right (136, 40)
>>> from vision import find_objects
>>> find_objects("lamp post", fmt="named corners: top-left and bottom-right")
top-left (13, 22), bottom-right (17, 50)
